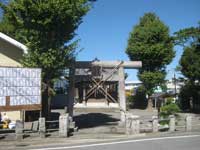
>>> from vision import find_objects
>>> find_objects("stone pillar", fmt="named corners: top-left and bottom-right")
top-left (125, 113), bottom-right (140, 135)
top-left (118, 66), bottom-right (126, 122)
top-left (59, 114), bottom-right (69, 137)
top-left (64, 106), bottom-right (68, 114)
top-left (39, 117), bottom-right (46, 138)
top-left (32, 121), bottom-right (39, 132)
top-left (15, 120), bottom-right (24, 140)
top-left (152, 116), bottom-right (158, 132)
top-left (186, 115), bottom-right (192, 132)
top-left (169, 115), bottom-right (175, 132)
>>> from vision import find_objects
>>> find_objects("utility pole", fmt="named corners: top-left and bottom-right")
top-left (174, 72), bottom-right (177, 99)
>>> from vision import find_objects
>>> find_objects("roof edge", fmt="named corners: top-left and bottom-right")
top-left (0, 32), bottom-right (28, 54)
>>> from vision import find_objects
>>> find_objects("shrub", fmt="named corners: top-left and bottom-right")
top-left (159, 98), bottom-right (180, 118)
top-left (159, 100), bottom-right (180, 125)
top-left (160, 103), bottom-right (180, 117)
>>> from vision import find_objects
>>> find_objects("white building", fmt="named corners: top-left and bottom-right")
top-left (125, 80), bottom-right (142, 92)
top-left (166, 79), bottom-right (185, 94)
top-left (0, 32), bottom-right (28, 121)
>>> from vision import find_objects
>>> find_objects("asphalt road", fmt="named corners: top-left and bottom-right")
top-left (28, 135), bottom-right (200, 150)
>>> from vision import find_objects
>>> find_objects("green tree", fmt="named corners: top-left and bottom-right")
top-left (180, 45), bottom-right (200, 82)
top-left (0, 0), bottom-right (93, 117)
top-left (174, 23), bottom-right (200, 112)
top-left (126, 12), bottom-right (175, 101)
top-left (174, 23), bottom-right (200, 83)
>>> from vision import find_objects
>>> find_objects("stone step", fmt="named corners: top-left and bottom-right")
top-left (74, 102), bottom-right (119, 109)
top-left (74, 108), bottom-right (120, 113)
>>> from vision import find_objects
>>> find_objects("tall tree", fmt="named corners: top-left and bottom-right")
top-left (174, 23), bottom-right (200, 111)
top-left (126, 12), bottom-right (175, 103)
top-left (0, 0), bottom-right (94, 116)
top-left (174, 23), bottom-right (200, 83)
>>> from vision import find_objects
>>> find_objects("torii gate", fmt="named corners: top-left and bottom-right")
top-left (67, 60), bottom-right (142, 122)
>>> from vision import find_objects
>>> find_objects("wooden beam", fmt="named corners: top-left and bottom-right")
top-left (85, 62), bottom-right (123, 100)
top-left (0, 104), bottom-right (41, 111)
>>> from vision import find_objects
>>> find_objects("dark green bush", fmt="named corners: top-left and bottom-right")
top-left (160, 103), bottom-right (180, 117)
top-left (179, 82), bottom-right (200, 112)
top-left (159, 98), bottom-right (180, 124)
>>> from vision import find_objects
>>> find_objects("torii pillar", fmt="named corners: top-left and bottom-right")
top-left (118, 66), bottom-right (126, 122)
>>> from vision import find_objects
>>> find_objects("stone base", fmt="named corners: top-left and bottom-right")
top-left (74, 102), bottom-right (119, 108)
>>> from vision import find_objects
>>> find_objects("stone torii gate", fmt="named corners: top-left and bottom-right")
top-left (67, 60), bottom-right (142, 122)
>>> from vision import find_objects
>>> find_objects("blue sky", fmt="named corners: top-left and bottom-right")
top-left (76, 0), bottom-right (200, 81)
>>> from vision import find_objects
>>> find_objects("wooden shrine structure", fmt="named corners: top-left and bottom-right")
top-left (67, 60), bottom-right (142, 122)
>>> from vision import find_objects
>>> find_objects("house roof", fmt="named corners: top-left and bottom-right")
top-left (0, 32), bottom-right (28, 54)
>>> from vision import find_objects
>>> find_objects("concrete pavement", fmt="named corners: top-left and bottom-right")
top-left (20, 134), bottom-right (200, 150)
top-left (1, 132), bottom-right (200, 150)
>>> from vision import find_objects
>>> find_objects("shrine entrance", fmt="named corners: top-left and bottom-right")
top-left (67, 59), bottom-right (142, 122)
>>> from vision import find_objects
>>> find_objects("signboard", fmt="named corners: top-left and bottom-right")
top-left (153, 86), bottom-right (163, 93)
top-left (0, 67), bottom-right (41, 111)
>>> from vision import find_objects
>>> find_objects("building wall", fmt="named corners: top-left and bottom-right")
top-left (0, 111), bottom-right (21, 121)
top-left (0, 39), bottom-right (23, 67)
top-left (0, 53), bottom-right (22, 67)
top-left (166, 80), bottom-right (184, 94)
top-left (0, 39), bottom-right (23, 121)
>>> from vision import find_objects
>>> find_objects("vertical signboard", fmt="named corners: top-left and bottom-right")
top-left (0, 67), bottom-right (41, 111)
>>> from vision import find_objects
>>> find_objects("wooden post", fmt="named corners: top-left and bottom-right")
top-left (75, 88), bottom-right (79, 102)
top-left (118, 66), bottom-right (126, 122)
top-left (105, 85), bottom-right (108, 105)
top-left (83, 87), bottom-right (86, 105)
top-left (68, 62), bottom-right (75, 117)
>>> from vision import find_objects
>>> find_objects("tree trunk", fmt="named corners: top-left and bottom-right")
top-left (147, 98), bottom-right (153, 111)
top-left (42, 81), bottom-right (51, 119)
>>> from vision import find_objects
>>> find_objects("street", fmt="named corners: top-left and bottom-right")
top-left (29, 135), bottom-right (200, 150)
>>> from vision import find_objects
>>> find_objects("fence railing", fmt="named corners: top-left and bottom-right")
top-left (125, 114), bottom-right (200, 135)
top-left (1, 113), bottom-right (200, 140)
top-left (46, 120), bottom-right (59, 132)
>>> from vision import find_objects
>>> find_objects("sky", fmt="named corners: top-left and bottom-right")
top-left (76, 0), bottom-right (200, 81)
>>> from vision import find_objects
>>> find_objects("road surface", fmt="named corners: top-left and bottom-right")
top-left (28, 135), bottom-right (200, 150)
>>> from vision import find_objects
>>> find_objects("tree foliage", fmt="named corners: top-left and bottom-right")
top-left (174, 24), bottom-right (200, 46)
top-left (160, 102), bottom-right (180, 118)
top-left (126, 12), bottom-right (175, 95)
top-left (0, 0), bottom-right (93, 116)
top-left (0, 0), bottom-right (93, 81)
top-left (174, 23), bottom-right (200, 112)
top-left (179, 82), bottom-right (200, 111)
top-left (174, 23), bottom-right (200, 83)
top-left (180, 44), bottom-right (200, 82)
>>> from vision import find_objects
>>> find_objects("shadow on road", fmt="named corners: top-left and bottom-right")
top-left (74, 113), bottom-right (120, 129)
